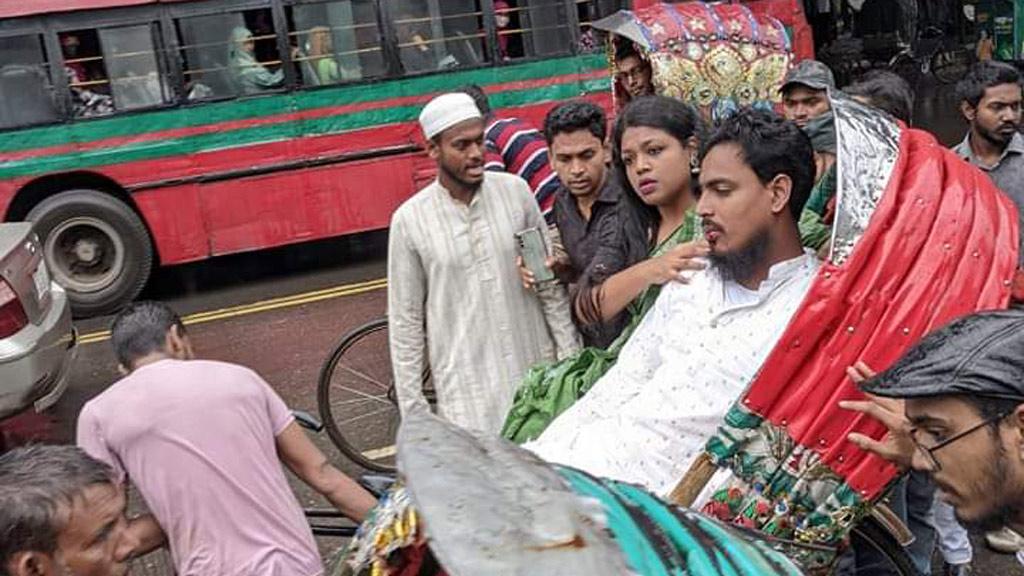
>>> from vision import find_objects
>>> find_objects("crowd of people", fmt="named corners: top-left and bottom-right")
top-left (2, 44), bottom-right (1023, 576)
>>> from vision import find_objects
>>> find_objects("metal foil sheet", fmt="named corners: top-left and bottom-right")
top-left (829, 93), bottom-right (901, 264)
top-left (397, 407), bottom-right (633, 576)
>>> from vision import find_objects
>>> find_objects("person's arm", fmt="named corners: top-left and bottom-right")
top-left (520, 184), bottom-right (580, 358)
top-left (76, 405), bottom-right (127, 482)
top-left (244, 64), bottom-right (284, 89)
top-left (576, 242), bottom-right (706, 325)
top-left (387, 212), bottom-right (431, 412)
top-left (276, 422), bottom-right (376, 521)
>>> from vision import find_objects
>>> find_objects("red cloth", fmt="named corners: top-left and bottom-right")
top-left (742, 128), bottom-right (1018, 499)
top-left (628, 0), bottom-right (815, 60)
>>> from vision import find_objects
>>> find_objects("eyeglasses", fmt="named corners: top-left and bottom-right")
top-left (615, 67), bottom-right (648, 82)
top-left (908, 411), bottom-right (1011, 472)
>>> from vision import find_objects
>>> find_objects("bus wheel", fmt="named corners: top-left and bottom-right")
top-left (27, 190), bottom-right (153, 317)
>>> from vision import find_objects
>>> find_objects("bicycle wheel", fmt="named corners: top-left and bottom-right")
top-left (846, 515), bottom-right (917, 576)
top-left (317, 318), bottom-right (432, 472)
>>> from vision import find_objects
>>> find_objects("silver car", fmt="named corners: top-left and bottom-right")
top-left (0, 222), bottom-right (76, 421)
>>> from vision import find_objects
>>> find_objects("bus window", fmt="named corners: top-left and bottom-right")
top-left (0, 34), bottom-right (59, 128)
top-left (176, 8), bottom-right (286, 99)
top-left (496, 1), bottom-right (572, 60)
top-left (59, 30), bottom-right (115, 117)
top-left (100, 24), bottom-right (169, 111)
top-left (288, 0), bottom-right (386, 86)
top-left (392, 1), bottom-right (487, 73)
top-left (576, 0), bottom-right (615, 53)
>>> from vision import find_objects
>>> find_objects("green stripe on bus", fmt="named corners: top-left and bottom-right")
top-left (0, 54), bottom-right (607, 155)
top-left (0, 76), bottom-right (610, 179)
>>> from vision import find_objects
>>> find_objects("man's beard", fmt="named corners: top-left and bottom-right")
top-left (956, 441), bottom-right (1024, 531)
top-left (439, 158), bottom-right (482, 191)
top-left (709, 227), bottom-right (771, 283)
top-left (978, 122), bottom-right (1018, 148)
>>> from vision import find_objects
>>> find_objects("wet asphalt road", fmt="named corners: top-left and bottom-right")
top-left (3, 75), bottom-right (1024, 574)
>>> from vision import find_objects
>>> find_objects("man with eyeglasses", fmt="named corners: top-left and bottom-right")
top-left (613, 41), bottom-right (653, 105)
top-left (842, 309), bottom-right (1024, 569)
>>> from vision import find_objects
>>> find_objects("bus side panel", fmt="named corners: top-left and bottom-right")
top-left (0, 180), bottom-right (26, 220)
top-left (199, 169), bottom-right (316, 256)
top-left (306, 154), bottom-right (422, 239)
top-left (133, 184), bottom-right (209, 264)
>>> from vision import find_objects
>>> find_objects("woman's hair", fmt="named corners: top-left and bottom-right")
top-left (307, 26), bottom-right (332, 59)
top-left (611, 95), bottom-right (702, 232)
top-left (574, 96), bottom-right (701, 328)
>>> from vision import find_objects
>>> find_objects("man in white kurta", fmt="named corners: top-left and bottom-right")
top-left (390, 93), bottom-right (580, 433)
top-left (526, 251), bottom-right (818, 495)
top-left (528, 108), bottom-right (822, 496)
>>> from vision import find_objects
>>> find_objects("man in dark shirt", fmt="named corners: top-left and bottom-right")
top-left (532, 100), bottom-right (639, 348)
top-left (953, 61), bottom-right (1024, 266)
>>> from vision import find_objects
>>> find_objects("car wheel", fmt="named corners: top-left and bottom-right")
top-left (27, 189), bottom-right (153, 317)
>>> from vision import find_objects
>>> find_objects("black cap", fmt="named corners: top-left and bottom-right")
top-left (780, 59), bottom-right (836, 93)
top-left (862, 310), bottom-right (1024, 401)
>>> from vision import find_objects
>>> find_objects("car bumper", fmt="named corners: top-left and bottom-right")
top-left (0, 284), bottom-right (77, 420)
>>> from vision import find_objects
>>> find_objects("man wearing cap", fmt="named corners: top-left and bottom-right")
top-left (842, 310), bottom-right (1024, 571)
top-left (780, 59), bottom-right (835, 128)
top-left (781, 60), bottom-right (838, 253)
top-left (388, 93), bottom-right (580, 434)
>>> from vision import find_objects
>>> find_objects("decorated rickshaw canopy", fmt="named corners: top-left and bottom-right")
top-left (592, 2), bottom-right (793, 120)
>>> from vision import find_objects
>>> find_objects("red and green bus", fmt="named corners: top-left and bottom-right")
top-left (0, 0), bottom-right (620, 315)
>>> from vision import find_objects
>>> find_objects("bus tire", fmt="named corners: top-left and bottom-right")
top-left (27, 189), bottom-right (153, 318)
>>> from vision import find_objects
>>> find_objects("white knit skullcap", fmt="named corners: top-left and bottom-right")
top-left (418, 93), bottom-right (482, 139)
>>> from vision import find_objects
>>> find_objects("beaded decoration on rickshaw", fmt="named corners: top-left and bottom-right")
top-left (613, 2), bottom-right (792, 122)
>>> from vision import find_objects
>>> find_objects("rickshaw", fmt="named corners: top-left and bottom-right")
top-left (333, 3), bottom-right (1018, 574)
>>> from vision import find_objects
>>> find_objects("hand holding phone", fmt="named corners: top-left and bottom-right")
top-left (514, 227), bottom-right (555, 286)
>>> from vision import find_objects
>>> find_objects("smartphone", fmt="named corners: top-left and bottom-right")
top-left (514, 227), bottom-right (555, 284)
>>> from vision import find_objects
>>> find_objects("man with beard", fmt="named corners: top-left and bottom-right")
top-left (843, 310), bottom-right (1024, 569)
top-left (0, 445), bottom-right (142, 576)
top-left (954, 61), bottom-right (1024, 266)
top-left (526, 109), bottom-right (818, 495)
top-left (952, 62), bottom-right (1024, 558)
top-left (389, 93), bottom-right (579, 433)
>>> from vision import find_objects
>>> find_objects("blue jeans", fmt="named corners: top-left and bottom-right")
top-left (889, 470), bottom-right (938, 575)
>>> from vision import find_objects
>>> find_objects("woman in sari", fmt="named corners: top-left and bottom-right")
top-left (502, 95), bottom-right (707, 443)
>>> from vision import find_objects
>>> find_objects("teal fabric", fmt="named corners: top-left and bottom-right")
top-left (554, 466), bottom-right (805, 576)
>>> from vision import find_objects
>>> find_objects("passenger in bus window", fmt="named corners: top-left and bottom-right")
top-left (494, 1), bottom-right (512, 61)
top-left (305, 26), bottom-right (359, 84)
top-left (61, 33), bottom-right (114, 117)
top-left (397, 13), bottom-right (438, 73)
top-left (227, 27), bottom-right (292, 94)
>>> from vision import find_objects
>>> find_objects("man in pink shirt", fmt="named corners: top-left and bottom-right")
top-left (76, 301), bottom-right (376, 576)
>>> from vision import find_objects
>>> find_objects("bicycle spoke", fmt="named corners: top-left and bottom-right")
top-left (339, 406), bottom-right (396, 426)
top-left (335, 363), bottom-right (390, 390)
top-left (330, 386), bottom-right (392, 409)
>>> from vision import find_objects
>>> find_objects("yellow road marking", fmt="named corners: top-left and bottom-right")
top-left (77, 277), bottom-right (387, 346)
top-left (361, 445), bottom-right (397, 460)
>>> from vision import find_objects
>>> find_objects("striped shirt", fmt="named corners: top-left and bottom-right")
top-left (484, 116), bottom-right (561, 222)
top-left (388, 172), bottom-right (581, 433)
